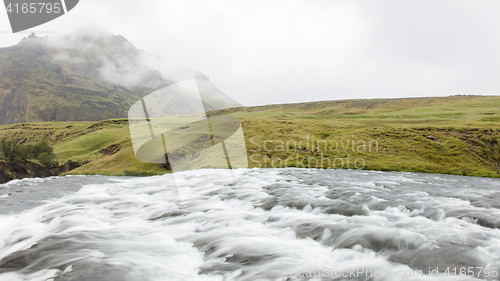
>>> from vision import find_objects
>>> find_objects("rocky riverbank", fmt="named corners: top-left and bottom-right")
top-left (0, 160), bottom-right (59, 184)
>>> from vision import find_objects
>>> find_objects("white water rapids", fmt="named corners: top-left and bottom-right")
top-left (0, 168), bottom-right (500, 281)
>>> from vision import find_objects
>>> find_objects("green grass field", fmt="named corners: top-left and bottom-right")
top-left (1, 95), bottom-right (499, 178)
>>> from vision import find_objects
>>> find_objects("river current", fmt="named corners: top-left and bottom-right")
top-left (0, 168), bottom-right (499, 281)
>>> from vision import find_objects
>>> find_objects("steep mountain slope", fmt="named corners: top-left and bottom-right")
top-left (0, 27), bottom-right (241, 125)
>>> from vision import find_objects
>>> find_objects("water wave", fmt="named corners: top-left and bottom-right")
top-left (0, 169), bottom-right (499, 280)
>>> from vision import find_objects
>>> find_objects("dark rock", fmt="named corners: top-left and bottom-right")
top-left (427, 136), bottom-right (435, 140)
top-left (162, 154), bottom-right (172, 171)
top-left (58, 160), bottom-right (88, 174)
top-left (0, 160), bottom-right (59, 184)
top-left (98, 144), bottom-right (121, 155)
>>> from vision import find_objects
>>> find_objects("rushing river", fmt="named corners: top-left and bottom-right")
top-left (0, 168), bottom-right (500, 281)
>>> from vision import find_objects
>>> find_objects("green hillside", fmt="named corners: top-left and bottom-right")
top-left (0, 27), bottom-right (241, 125)
top-left (0, 95), bottom-right (499, 178)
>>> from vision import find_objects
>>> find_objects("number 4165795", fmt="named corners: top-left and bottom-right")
top-left (444, 267), bottom-right (499, 278)
top-left (6, 2), bottom-right (62, 14)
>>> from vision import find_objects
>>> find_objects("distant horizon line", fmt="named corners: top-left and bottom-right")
top-left (239, 94), bottom-right (497, 107)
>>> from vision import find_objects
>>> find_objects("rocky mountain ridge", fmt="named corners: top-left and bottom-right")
top-left (0, 27), bottom-right (241, 125)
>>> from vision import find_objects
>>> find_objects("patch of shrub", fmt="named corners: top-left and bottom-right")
top-left (0, 138), bottom-right (58, 166)
top-left (0, 138), bottom-right (25, 162)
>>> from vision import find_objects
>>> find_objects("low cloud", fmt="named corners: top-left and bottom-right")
top-left (52, 52), bottom-right (85, 64)
top-left (3, 1), bottom-right (500, 105)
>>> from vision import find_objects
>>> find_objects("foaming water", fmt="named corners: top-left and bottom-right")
top-left (0, 169), bottom-right (500, 280)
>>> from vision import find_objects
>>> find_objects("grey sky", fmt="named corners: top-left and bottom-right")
top-left (1, 0), bottom-right (499, 106)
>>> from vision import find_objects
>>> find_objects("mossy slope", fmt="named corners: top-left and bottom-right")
top-left (0, 95), bottom-right (499, 178)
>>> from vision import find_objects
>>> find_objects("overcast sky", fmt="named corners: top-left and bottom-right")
top-left (1, 0), bottom-right (499, 106)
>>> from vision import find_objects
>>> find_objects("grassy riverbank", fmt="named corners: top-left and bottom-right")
top-left (1, 95), bottom-right (499, 178)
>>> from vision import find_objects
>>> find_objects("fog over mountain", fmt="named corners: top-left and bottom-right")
top-left (0, 26), bottom-right (241, 125)
top-left (2, 0), bottom-right (498, 105)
